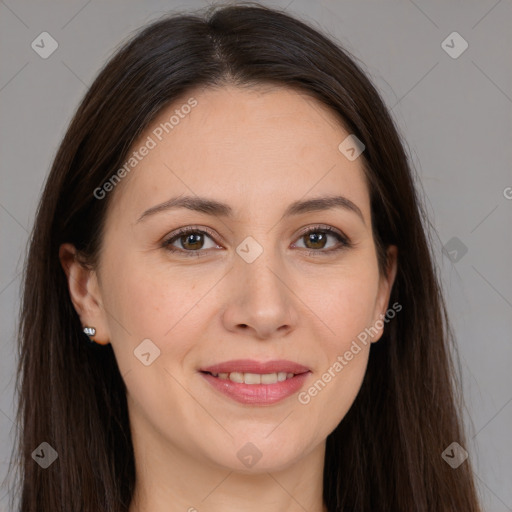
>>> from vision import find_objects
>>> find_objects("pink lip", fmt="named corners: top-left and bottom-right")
top-left (199, 359), bottom-right (311, 405)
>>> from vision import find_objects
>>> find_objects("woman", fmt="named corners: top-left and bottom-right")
top-left (10, 3), bottom-right (481, 511)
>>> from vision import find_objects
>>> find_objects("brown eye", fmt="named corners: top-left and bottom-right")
top-left (179, 232), bottom-right (204, 250)
top-left (303, 231), bottom-right (329, 250)
top-left (163, 227), bottom-right (220, 256)
top-left (293, 226), bottom-right (352, 255)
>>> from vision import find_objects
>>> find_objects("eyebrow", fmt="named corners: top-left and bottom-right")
top-left (136, 194), bottom-right (365, 225)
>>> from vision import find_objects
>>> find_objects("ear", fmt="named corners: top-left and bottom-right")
top-left (371, 245), bottom-right (398, 343)
top-left (59, 243), bottom-right (111, 345)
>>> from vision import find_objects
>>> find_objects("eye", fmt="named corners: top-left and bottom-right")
top-left (292, 225), bottom-right (352, 255)
top-left (162, 226), bottom-right (221, 257)
top-left (162, 224), bottom-right (352, 258)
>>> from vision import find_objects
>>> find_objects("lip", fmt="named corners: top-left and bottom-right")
top-left (199, 359), bottom-right (311, 405)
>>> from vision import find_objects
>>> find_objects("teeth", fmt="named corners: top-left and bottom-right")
top-left (229, 372), bottom-right (244, 383)
top-left (244, 372), bottom-right (261, 384)
top-left (261, 373), bottom-right (277, 384)
top-left (209, 371), bottom-right (297, 384)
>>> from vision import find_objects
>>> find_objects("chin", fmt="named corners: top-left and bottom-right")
top-left (204, 435), bottom-right (314, 474)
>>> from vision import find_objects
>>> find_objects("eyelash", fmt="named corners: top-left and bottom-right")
top-left (162, 224), bottom-right (352, 258)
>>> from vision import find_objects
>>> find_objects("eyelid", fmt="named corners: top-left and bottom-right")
top-left (295, 223), bottom-right (348, 242)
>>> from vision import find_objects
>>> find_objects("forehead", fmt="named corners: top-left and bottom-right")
top-left (106, 84), bottom-right (370, 224)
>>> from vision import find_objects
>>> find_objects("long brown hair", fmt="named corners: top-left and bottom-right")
top-left (9, 3), bottom-right (481, 510)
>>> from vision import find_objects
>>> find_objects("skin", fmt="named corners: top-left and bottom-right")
top-left (60, 84), bottom-right (397, 512)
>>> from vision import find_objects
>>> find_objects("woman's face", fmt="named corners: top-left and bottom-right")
top-left (67, 85), bottom-right (397, 473)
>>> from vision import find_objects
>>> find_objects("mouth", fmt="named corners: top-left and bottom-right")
top-left (199, 359), bottom-right (311, 405)
top-left (201, 370), bottom-right (302, 384)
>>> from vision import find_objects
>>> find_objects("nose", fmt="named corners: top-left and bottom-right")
top-left (221, 252), bottom-right (299, 340)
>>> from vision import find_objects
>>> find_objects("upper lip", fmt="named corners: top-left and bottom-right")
top-left (200, 359), bottom-right (310, 375)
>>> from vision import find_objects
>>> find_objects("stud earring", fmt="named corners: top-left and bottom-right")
top-left (83, 326), bottom-right (97, 343)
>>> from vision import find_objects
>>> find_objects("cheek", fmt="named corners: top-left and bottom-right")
top-left (307, 264), bottom-right (380, 349)
top-left (295, 261), bottom-right (378, 416)
top-left (298, 283), bottom-right (373, 435)
top-left (104, 245), bottom-right (197, 333)
top-left (100, 250), bottom-right (201, 374)
top-left (104, 260), bottom-right (207, 431)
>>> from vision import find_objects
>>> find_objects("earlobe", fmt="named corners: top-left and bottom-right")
top-left (58, 243), bottom-right (110, 345)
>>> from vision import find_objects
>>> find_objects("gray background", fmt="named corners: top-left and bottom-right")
top-left (1, 0), bottom-right (511, 510)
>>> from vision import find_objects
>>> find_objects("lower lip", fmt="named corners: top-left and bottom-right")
top-left (200, 372), bottom-right (310, 405)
